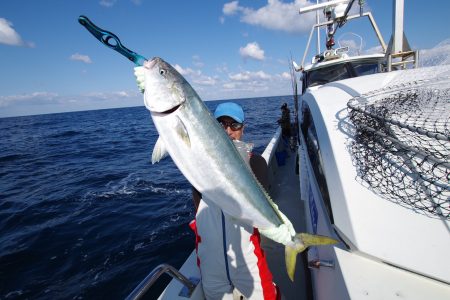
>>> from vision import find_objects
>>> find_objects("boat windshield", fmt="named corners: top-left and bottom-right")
top-left (303, 59), bottom-right (382, 92)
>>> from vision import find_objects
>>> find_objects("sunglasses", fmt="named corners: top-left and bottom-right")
top-left (218, 120), bottom-right (244, 131)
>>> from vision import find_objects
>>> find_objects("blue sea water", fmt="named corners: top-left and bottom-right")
top-left (0, 96), bottom-right (291, 300)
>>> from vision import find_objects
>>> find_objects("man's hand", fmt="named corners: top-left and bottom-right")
top-left (278, 208), bottom-right (296, 237)
top-left (259, 206), bottom-right (296, 246)
top-left (134, 66), bottom-right (146, 93)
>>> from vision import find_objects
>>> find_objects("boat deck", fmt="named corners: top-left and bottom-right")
top-left (158, 134), bottom-right (312, 300)
top-left (261, 138), bottom-right (312, 300)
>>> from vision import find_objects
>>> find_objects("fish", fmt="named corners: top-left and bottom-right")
top-left (139, 57), bottom-right (337, 281)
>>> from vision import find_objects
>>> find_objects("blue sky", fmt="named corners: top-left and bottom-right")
top-left (1, 0), bottom-right (449, 118)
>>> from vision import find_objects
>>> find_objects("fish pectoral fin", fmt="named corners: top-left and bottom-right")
top-left (174, 116), bottom-right (191, 147)
top-left (152, 137), bottom-right (169, 164)
top-left (285, 233), bottom-right (338, 282)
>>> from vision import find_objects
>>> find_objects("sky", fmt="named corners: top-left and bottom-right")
top-left (1, 0), bottom-right (449, 118)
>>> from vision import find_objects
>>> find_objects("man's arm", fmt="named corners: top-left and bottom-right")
top-left (192, 187), bottom-right (201, 212)
top-left (249, 154), bottom-right (270, 192)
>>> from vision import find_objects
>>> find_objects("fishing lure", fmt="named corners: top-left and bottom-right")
top-left (78, 15), bottom-right (147, 66)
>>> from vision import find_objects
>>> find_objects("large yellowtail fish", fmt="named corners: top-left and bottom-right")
top-left (137, 57), bottom-right (337, 281)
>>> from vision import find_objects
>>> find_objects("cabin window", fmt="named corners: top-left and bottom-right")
top-left (352, 62), bottom-right (380, 76)
top-left (301, 104), bottom-right (334, 223)
top-left (306, 63), bottom-right (350, 88)
top-left (302, 59), bottom-right (384, 93)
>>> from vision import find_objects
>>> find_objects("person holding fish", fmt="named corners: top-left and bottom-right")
top-left (190, 102), bottom-right (282, 300)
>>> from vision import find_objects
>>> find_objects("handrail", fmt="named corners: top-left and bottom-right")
top-left (387, 50), bottom-right (419, 71)
top-left (262, 127), bottom-right (282, 164)
top-left (126, 264), bottom-right (197, 300)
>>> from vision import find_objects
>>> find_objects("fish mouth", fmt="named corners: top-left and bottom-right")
top-left (147, 94), bottom-right (184, 115)
top-left (160, 103), bottom-right (182, 115)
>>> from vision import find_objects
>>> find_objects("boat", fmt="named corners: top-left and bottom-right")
top-left (126, 1), bottom-right (450, 299)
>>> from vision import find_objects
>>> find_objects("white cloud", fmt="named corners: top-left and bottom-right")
top-left (173, 63), bottom-right (216, 86)
top-left (70, 53), bottom-right (92, 64)
top-left (80, 91), bottom-right (141, 102)
top-left (114, 91), bottom-right (134, 97)
top-left (229, 70), bottom-right (271, 81)
top-left (99, 0), bottom-right (116, 7)
top-left (0, 90), bottom-right (142, 108)
top-left (221, 77), bottom-right (271, 94)
top-left (206, 67), bottom-right (293, 100)
top-left (192, 55), bottom-right (204, 68)
top-left (420, 38), bottom-right (450, 67)
top-left (364, 45), bottom-right (384, 55)
top-left (193, 76), bottom-right (217, 86)
top-left (215, 63), bottom-right (229, 74)
top-left (100, 0), bottom-right (140, 7)
top-left (0, 92), bottom-right (59, 107)
top-left (0, 90), bottom-right (144, 117)
top-left (222, 0), bottom-right (316, 33)
top-left (223, 1), bottom-right (241, 15)
top-left (168, 61), bottom-right (291, 101)
top-left (223, 82), bottom-right (236, 89)
top-left (0, 18), bottom-right (33, 47)
top-left (281, 72), bottom-right (291, 80)
top-left (364, 38), bottom-right (450, 66)
top-left (239, 42), bottom-right (265, 61)
top-left (174, 64), bottom-right (199, 76)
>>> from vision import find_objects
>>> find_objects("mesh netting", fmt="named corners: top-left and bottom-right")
top-left (347, 78), bottom-right (450, 219)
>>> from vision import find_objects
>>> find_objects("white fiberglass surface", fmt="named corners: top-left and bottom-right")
top-left (302, 69), bottom-right (450, 283)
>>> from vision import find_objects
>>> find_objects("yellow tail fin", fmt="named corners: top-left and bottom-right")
top-left (285, 233), bottom-right (338, 281)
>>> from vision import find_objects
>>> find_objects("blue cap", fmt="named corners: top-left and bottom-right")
top-left (214, 102), bottom-right (245, 123)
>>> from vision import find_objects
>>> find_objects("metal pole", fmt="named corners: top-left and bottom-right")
top-left (126, 264), bottom-right (196, 300)
top-left (392, 0), bottom-right (404, 54)
top-left (316, 0), bottom-right (320, 54)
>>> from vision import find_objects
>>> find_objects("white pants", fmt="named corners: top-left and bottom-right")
top-left (191, 199), bottom-right (278, 300)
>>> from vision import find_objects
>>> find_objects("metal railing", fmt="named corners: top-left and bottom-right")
top-left (126, 264), bottom-right (199, 300)
top-left (387, 50), bottom-right (419, 71)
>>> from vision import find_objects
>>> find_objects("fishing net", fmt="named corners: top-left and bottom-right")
top-left (347, 75), bottom-right (450, 219)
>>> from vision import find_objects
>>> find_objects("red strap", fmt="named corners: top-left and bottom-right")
top-left (189, 220), bottom-right (202, 267)
top-left (250, 228), bottom-right (278, 300)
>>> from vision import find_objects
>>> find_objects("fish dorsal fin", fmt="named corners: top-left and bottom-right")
top-left (152, 137), bottom-right (169, 164)
top-left (174, 116), bottom-right (191, 148)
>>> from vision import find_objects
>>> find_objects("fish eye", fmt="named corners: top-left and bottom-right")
top-left (159, 68), bottom-right (166, 76)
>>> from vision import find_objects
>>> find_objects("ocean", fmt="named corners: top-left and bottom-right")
top-left (0, 96), bottom-right (291, 300)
